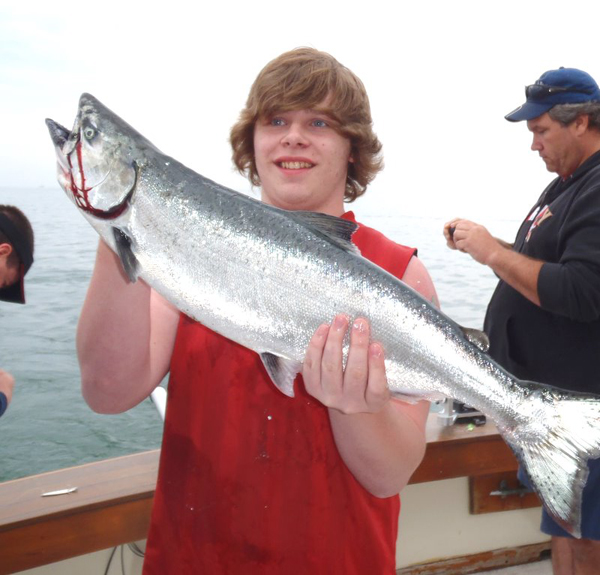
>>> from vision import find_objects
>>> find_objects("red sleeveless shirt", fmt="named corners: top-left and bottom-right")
top-left (143, 212), bottom-right (416, 575)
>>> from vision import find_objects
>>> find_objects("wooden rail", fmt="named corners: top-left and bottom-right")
top-left (0, 418), bottom-right (519, 574)
top-left (412, 417), bottom-right (518, 483)
top-left (0, 450), bottom-right (159, 574)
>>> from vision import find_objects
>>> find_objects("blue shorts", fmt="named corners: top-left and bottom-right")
top-left (518, 457), bottom-right (600, 540)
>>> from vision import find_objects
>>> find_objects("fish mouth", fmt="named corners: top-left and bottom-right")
top-left (45, 118), bottom-right (71, 149)
top-left (45, 118), bottom-right (73, 177)
top-left (45, 118), bottom-right (137, 221)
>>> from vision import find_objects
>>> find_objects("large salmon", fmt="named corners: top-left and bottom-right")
top-left (46, 93), bottom-right (600, 537)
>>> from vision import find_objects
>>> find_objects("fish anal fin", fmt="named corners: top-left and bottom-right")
top-left (390, 389), bottom-right (445, 405)
top-left (460, 326), bottom-right (490, 352)
top-left (389, 389), bottom-right (421, 404)
top-left (112, 227), bottom-right (139, 283)
top-left (260, 352), bottom-right (302, 398)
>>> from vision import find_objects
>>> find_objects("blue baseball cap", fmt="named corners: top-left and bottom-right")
top-left (505, 67), bottom-right (600, 122)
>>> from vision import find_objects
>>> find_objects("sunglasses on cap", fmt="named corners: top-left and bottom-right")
top-left (525, 84), bottom-right (595, 100)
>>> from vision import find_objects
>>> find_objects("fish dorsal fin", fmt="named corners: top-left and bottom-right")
top-left (460, 326), bottom-right (490, 352)
top-left (260, 352), bottom-right (302, 398)
top-left (112, 227), bottom-right (139, 283)
top-left (291, 211), bottom-right (361, 255)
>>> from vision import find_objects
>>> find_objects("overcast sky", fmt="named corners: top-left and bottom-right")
top-left (1, 0), bottom-right (599, 220)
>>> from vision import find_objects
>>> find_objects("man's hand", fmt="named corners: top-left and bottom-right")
top-left (443, 218), bottom-right (502, 265)
top-left (0, 369), bottom-right (15, 406)
top-left (302, 314), bottom-right (389, 414)
top-left (444, 217), bottom-right (542, 306)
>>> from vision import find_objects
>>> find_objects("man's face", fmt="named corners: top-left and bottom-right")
top-left (253, 106), bottom-right (352, 216)
top-left (527, 113), bottom-right (585, 178)
top-left (0, 260), bottom-right (18, 290)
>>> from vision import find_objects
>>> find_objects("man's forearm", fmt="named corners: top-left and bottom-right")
top-left (447, 219), bottom-right (543, 307)
top-left (486, 246), bottom-right (544, 307)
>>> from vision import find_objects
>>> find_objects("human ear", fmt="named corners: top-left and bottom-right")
top-left (0, 243), bottom-right (12, 258)
top-left (574, 114), bottom-right (590, 134)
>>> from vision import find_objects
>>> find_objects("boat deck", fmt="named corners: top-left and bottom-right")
top-left (1, 416), bottom-right (548, 575)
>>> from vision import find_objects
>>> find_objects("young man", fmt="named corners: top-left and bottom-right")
top-left (0, 204), bottom-right (35, 418)
top-left (78, 48), bottom-right (437, 574)
top-left (444, 67), bottom-right (600, 575)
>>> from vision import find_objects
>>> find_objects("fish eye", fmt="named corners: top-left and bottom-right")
top-left (83, 126), bottom-right (97, 140)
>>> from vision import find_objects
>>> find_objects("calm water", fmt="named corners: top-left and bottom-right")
top-left (0, 187), bottom-right (519, 482)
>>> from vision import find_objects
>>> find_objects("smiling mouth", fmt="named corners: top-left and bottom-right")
top-left (279, 161), bottom-right (314, 169)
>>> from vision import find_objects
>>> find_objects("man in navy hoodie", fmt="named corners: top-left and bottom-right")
top-left (445, 67), bottom-right (600, 575)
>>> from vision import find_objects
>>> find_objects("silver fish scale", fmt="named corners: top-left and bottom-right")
top-left (112, 162), bottom-right (526, 426)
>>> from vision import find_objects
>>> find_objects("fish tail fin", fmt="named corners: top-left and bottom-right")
top-left (503, 382), bottom-right (600, 538)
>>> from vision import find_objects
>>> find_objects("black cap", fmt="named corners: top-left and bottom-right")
top-left (0, 213), bottom-right (34, 304)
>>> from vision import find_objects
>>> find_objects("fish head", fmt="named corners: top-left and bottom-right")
top-left (45, 93), bottom-right (140, 220)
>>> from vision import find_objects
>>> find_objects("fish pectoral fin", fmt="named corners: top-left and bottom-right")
top-left (460, 326), bottom-right (490, 352)
top-left (292, 211), bottom-right (361, 255)
top-left (259, 353), bottom-right (302, 398)
top-left (112, 227), bottom-right (139, 283)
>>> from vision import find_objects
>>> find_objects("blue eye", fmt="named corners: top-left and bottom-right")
top-left (312, 119), bottom-right (328, 128)
top-left (270, 117), bottom-right (285, 126)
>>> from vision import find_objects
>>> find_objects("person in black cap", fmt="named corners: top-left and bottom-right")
top-left (444, 67), bottom-right (600, 575)
top-left (0, 205), bottom-right (34, 304)
top-left (0, 204), bottom-right (34, 418)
